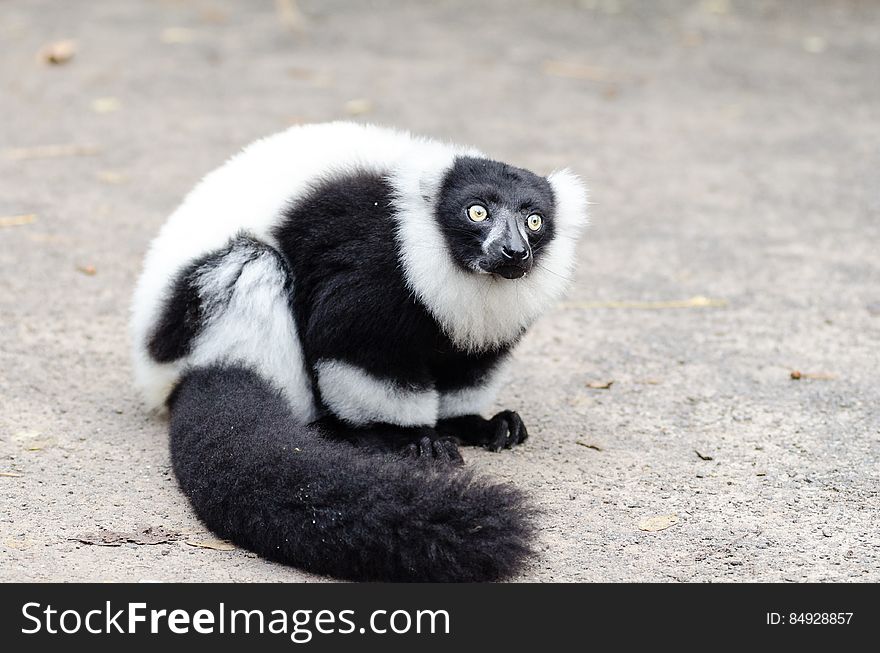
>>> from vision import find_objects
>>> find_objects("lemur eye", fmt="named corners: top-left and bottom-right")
top-left (527, 214), bottom-right (543, 231)
top-left (467, 204), bottom-right (488, 222)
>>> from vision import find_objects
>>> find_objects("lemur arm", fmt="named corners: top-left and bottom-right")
top-left (300, 290), bottom-right (464, 462)
top-left (432, 349), bottom-right (529, 450)
top-left (436, 412), bottom-right (529, 451)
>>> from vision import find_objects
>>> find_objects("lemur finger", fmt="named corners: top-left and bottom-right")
top-left (418, 436), bottom-right (434, 458)
top-left (509, 411), bottom-right (529, 445)
top-left (488, 416), bottom-right (510, 452)
top-left (438, 438), bottom-right (464, 465)
top-left (430, 439), bottom-right (462, 466)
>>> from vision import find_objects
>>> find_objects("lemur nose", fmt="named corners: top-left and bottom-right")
top-left (501, 245), bottom-right (530, 262)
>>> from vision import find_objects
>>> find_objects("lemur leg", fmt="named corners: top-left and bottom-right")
top-left (437, 411), bottom-right (529, 452)
top-left (148, 234), bottom-right (315, 423)
top-left (313, 416), bottom-right (463, 465)
top-left (311, 360), bottom-right (462, 465)
top-left (433, 353), bottom-right (526, 452)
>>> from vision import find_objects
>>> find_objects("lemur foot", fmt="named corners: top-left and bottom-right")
top-left (486, 410), bottom-right (529, 452)
top-left (403, 436), bottom-right (464, 467)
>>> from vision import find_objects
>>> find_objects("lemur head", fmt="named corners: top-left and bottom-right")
top-left (435, 157), bottom-right (556, 280)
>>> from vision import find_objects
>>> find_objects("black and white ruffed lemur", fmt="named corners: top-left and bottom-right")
top-left (131, 122), bottom-right (588, 581)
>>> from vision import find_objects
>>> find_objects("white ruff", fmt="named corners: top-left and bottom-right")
top-left (316, 360), bottom-right (439, 427)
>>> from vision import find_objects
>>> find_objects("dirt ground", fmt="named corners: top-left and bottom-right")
top-left (1, 0), bottom-right (878, 582)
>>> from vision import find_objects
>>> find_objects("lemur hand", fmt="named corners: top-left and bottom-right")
top-left (403, 436), bottom-right (465, 466)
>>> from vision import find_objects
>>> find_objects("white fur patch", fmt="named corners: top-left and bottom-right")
top-left (185, 245), bottom-right (316, 423)
top-left (315, 360), bottom-right (439, 427)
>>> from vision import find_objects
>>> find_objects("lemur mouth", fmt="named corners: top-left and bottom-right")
top-left (494, 265), bottom-right (527, 280)
top-left (478, 261), bottom-right (528, 279)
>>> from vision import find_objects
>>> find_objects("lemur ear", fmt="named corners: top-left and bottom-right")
top-left (546, 168), bottom-right (590, 237)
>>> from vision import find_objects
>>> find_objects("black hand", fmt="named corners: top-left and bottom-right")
top-left (486, 410), bottom-right (529, 452)
top-left (403, 436), bottom-right (464, 466)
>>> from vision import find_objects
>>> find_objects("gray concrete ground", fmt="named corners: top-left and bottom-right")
top-left (1, 0), bottom-right (878, 582)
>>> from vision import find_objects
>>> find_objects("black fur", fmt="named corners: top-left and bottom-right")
top-left (438, 411), bottom-right (529, 452)
top-left (169, 365), bottom-right (533, 582)
top-left (147, 258), bottom-right (206, 362)
top-left (436, 156), bottom-right (556, 276)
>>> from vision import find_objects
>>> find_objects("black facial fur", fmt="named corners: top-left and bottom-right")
top-left (436, 156), bottom-right (556, 279)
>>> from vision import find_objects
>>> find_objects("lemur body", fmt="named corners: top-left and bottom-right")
top-left (131, 122), bottom-right (588, 581)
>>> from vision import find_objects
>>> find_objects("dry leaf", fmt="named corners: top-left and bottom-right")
top-left (276, 0), bottom-right (307, 33)
top-left (0, 472), bottom-right (23, 478)
top-left (575, 440), bottom-right (603, 451)
top-left (76, 264), bottom-right (97, 276)
top-left (92, 97), bottom-right (121, 113)
top-left (695, 450), bottom-right (714, 461)
top-left (0, 214), bottom-right (36, 228)
top-left (96, 170), bottom-right (127, 184)
top-left (790, 370), bottom-right (836, 381)
top-left (73, 526), bottom-right (183, 547)
top-left (638, 514), bottom-right (679, 532)
top-left (13, 430), bottom-right (56, 451)
top-left (3, 144), bottom-right (99, 160)
top-left (200, 8), bottom-right (228, 23)
top-left (562, 296), bottom-right (727, 310)
top-left (4, 537), bottom-right (35, 550)
top-left (287, 67), bottom-right (332, 87)
top-left (161, 27), bottom-right (196, 44)
top-left (700, 0), bottom-right (730, 14)
top-left (586, 380), bottom-right (614, 389)
top-left (185, 538), bottom-right (235, 551)
top-left (802, 36), bottom-right (827, 54)
top-left (681, 31), bottom-right (703, 48)
top-left (38, 39), bottom-right (76, 65)
top-left (345, 98), bottom-right (372, 116)
top-left (542, 60), bottom-right (613, 82)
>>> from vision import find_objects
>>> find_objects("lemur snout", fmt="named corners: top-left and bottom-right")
top-left (487, 231), bottom-right (532, 278)
top-left (501, 243), bottom-right (530, 262)
top-left (482, 242), bottom-right (532, 279)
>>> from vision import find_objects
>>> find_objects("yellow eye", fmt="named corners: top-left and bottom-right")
top-left (527, 214), bottom-right (543, 231)
top-left (467, 204), bottom-right (488, 222)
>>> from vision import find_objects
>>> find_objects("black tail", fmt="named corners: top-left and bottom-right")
top-left (168, 365), bottom-right (534, 581)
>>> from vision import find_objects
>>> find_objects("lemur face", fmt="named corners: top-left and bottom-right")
top-left (436, 157), bottom-right (556, 280)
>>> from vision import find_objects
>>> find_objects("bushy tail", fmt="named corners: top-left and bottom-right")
top-left (168, 365), bottom-right (534, 582)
